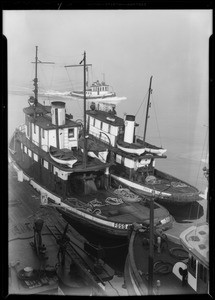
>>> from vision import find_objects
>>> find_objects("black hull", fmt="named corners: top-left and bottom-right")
top-left (57, 208), bottom-right (129, 241)
top-left (110, 168), bottom-right (201, 205)
top-left (8, 137), bottom-right (131, 240)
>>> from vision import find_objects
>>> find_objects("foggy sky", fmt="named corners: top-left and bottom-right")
top-left (3, 10), bottom-right (211, 150)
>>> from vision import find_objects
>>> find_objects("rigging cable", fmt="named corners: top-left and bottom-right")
top-left (91, 66), bottom-right (95, 84)
top-left (39, 63), bottom-right (55, 93)
top-left (135, 91), bottom-right (148, 118)
top-left (151, 93), bottom-right (163, 148)
top-left (135, 92), bottom-right (148, 137)
top-left (65, 67), bottom-right (82, 116)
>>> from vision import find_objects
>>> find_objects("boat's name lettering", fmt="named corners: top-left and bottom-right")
top-left (113, 223), bottom-right (129, 229)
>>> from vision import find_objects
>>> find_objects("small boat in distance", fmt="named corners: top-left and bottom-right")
top-left (70, 67), bottom-right (127, 104)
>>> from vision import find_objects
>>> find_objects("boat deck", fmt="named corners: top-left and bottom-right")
top-left (10, 132), bottom-right (113, 172)
top-left (180, 223), bottom-right (209, 267)
top-left (126, 229), bottom-right (195, 295)
top-left (64, 188), bottom-right (170, 226)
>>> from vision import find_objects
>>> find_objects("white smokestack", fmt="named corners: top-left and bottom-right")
top-left (51, 101), bottom-right (66, 126)
top-left (124, 115), bottom-right (135, 144)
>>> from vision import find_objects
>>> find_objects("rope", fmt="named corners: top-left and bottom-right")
top-left (65, 67), bottom-right (82, 115)
top-left (135, 91), bottom-right (148, 117)
top-left (169, 247), bottom-right (189, 260)
top-left (153, 260), bottom-right (173, 274)
top-left (105, 197), bottom-right (123, 205)
top-left (151, 93), bottom-right (163, 147)
top-left (65, 67), bottom-right (74, 90)
top-left (113, 188), bottom-right (140, 202)
top-left (91, 67), bottom-right (94, 85)
top-left (39, 64), bottom-right (55, 92)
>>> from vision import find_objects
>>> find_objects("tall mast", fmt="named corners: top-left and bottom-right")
top-left (148, 191), bottom-right (155, 295)
top-left (86, 66), bottom-right (89, 88)
top-left (31, 46), bottom-right (54, 106)
top-left (83, 51), bottom-right (87, 168)
top-left (143, 76), bottom-right (153, 144)
top-left (33, 46), bottom-right (38, 106)
top-left (64, 52), bottom-right (92, 169)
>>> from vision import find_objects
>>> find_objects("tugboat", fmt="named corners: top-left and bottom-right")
top-left (124, 168), bottom-right (209, 296)
top-left (70, 67), bottom-right (127, 104)
top-left (8, 47), bottom-right (173, 240)
top-left (124, 223), bottom-right (195, 295)
top-left (179, 166), bottom-right (209, 294)
top-left (86, 76), bottom-right (200, 205)
top-left (179, 222), bottom-right (209, 294)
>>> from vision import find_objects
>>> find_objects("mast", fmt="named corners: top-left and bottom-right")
top-left (31, 46), bottom-right (54, 107)
top-left (203, 166), bottom-right (209, 223)
top-left (83, 51), bottom-right (87, 168)
top-left (33, 46), bottom-right (38, 106)
top-left (64, 52), bottom-right (92, 169)
top-left (86, 66), bottom-right (89, 88)
top-left (143, 76), bottom-right (153, 144)
top-left (148, 190), bottom-right (155, 295)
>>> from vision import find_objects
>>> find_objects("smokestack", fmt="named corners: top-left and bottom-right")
top-left (124, 115), bottom-right (135, 144)
top-left (51, 101), bottom-right (66, 126)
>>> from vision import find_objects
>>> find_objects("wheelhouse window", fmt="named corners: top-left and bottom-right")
top-left (33, 153), bottom-right (38, 162)
top-left (28, 149), bottom-right (32, 157)
top-left (41, 128), bottom-right (45, 139)
top-left (68, 128), bottom-right (74, 138)
top-left (43, 160), bottom-right (49, 169)
top-left (108, 124), bottom-right (111, 133)
top-left (33, 123), bottom-right (36, 134)
top-left (24, 146), bottom-right (27, 154)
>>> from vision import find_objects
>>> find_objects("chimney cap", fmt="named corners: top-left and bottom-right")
top-left (51, 101), bottom-right (65, 108)
top-left (125, 115), bottom-right (135, 121)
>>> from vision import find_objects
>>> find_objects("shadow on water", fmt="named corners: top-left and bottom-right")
top-left (157, 200), bottom-right (204, 223)
top-left (60, 215), bottom-right (128, 275)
